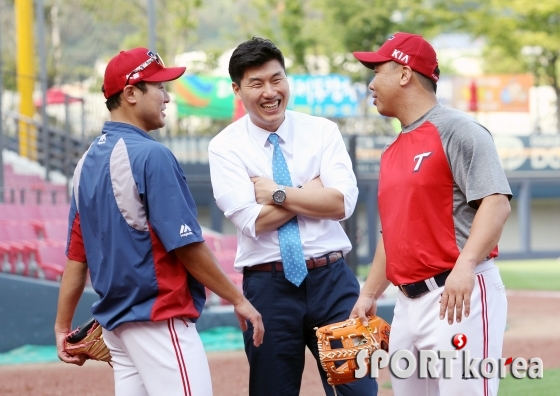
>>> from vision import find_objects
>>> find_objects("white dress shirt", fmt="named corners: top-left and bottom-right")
top-left (208, 110), bottom-right (358, 271)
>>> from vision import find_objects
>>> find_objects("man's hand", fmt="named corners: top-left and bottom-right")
top-left (251, 176), bottom-right (278, 205)
top-left (349, 295), bottom-right (379, 327)
top-left (233, 298), bottom-right (265, 347)
top-left (439, 260), bottom-right (476, 324)
top-left (55, 328), bottom-right (87, 365)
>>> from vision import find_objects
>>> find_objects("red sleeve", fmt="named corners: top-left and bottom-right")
top-left (67, 212), bottom-right (86, 262)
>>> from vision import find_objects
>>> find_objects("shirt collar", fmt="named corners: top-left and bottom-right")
top-left (247, 112), bottom-right (292, 147)
top-left (102, 121), bottom-right (156, 141)
top-left (402, 104), bottom-right (441, 132)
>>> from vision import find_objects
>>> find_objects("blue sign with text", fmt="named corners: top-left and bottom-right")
top-left (287, 75), bottom-right (359, 118)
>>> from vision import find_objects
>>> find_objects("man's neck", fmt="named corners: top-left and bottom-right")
top-left (397, 95), bottom-right (438, 127)
top-left (110, 111), bottom-right (149, 133)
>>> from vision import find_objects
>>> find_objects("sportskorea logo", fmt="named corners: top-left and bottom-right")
top-left (354, 333), bottom-right (543, 380)
top-left (179, 224), bottom-right (193, 238)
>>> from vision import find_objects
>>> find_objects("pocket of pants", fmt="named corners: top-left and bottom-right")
top-left (242, 272), bottom-right (252, 294)
top-left (494, 281), bottom-right (506, 292)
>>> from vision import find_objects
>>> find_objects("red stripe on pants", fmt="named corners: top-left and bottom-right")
top-left (477, 275), bottom-right (489, 396)
top-left (168, 318), bottom-right (192, 396)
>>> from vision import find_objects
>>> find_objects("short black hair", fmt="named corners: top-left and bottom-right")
top-left (388, 61), bottom-right (439, 93)
top-left (229, 37), bottom-right (285, 85)
top-left (416, 66), bottom-right (439, 94)
top-left (103, 81), bottom-right (148, 111)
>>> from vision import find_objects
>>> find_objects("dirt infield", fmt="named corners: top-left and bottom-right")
top-left (1, 291), bottom-right (558, 396)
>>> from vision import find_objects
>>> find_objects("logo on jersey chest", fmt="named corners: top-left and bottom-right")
top-left (413, 152), bottom-right (432, 172)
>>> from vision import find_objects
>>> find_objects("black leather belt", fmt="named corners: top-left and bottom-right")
top-left (398, 270), bottom-right (451, 299)
top-left (245, 251), bottom-right (343, 272)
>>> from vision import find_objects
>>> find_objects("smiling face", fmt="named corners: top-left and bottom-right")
top-left (134, 81), bottom-right (170, 131)
top-left (232, 59), bottom-right (289, 132)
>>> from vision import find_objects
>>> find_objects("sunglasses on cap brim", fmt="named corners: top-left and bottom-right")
top-left (125, 51), bottom-right (166, 86)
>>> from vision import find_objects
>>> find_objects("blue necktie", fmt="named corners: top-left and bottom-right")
top-left (268, 133), bottom-right (307, 286)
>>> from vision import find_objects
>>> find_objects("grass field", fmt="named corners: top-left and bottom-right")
top-left (358, 258), bottom-right (560, 292)
top-left (380, 367), bottom-right (560, 395)
top-left (496, 259), bottom-right (560, 291)
top-left (499, 368), bottom-right (560, 396)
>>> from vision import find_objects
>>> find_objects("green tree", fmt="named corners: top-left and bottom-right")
top-left (429, 0), bottom-right (560, 132)
top-left (318, 0), bottom-right (560, 132)
top-left (0, 0), bottom-right (18, 91)
top-left (489, 1), bottom-right (560, 132)
top-left (77, 0), bottom-right (202, 64)
top-left (245, 0), bottom-right (319, 73)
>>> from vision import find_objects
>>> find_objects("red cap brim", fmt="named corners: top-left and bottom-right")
top-left (142, 66), bottom-right (186, 83)
top-left (353, 52), bottom-right (392, 70)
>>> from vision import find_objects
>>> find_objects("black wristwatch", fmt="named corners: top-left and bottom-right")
top-left (272, 185), bottom-right (286, 205)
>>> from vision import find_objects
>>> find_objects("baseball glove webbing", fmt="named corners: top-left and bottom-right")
top-left (64, 317), bottom-right (112, 363)
top-left (316, 316), bottom-right (390, 386)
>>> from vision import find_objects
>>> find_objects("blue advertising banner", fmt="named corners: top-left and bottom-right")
top-left (494, 135), bottom-right (560, 172)
top-left (287, 75), bottom-right (359, 117)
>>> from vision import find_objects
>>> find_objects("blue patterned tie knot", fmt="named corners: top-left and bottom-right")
top-left (268, 133), bottom-right (307, 286)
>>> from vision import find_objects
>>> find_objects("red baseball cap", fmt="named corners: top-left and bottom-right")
top-left (353, 32), bottom-right (439, 82)
top-left (102, 47), bottom-right (186, 99)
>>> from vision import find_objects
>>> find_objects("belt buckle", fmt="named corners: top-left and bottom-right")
top-left (398, 284), bottom-right (411, 298)
top-left (399, 283), bottom-right (426, 299)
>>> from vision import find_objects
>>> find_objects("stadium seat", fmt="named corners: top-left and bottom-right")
top-left (4, 220), bottom-right (40, 243)
top-left (0, 222), bottom-right (29, 275)
top-left (202, 233), bottom-right (221, 252)
top-left (36, 242), bottom-right (67, 282)
top-left (39, 204), bottom-right (70, 221)
top-left (0, 204), bottom-right (9, 220)
top-left (25, 246), bottom-right (42, 278)
top-left (1, 244), bottom-right (28, 276)
top-left (217, 235), bottom-right (238, 252)
top-left (0, 242), bottom-right (13, 274)
top-left (2, 220), bottom-right (41, 275)
top-left (213, 249), bottom-right (237, 274)
top-left (42, 219), bottom-right (69, 242)
top-left (0, 204), bottom-right (38, 221)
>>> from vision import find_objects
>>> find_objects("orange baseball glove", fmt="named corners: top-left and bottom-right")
top-left (316, 316), bottom-right (390, 385)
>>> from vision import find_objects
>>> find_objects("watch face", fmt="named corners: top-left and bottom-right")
top-left (272, 189), bottom-right (286, 204)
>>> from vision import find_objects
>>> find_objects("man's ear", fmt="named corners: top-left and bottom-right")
top-left (122, 85), bottom-right (138, 104)
top-left (232, 82), bottom-right (241, 99)
top-left (400, 66), bottom-right (413, 86)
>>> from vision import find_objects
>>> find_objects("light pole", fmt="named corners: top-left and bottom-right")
top-left (147, 0), bottom-right (156, 52)
top-left (36, 0), bottom-right (50, 181)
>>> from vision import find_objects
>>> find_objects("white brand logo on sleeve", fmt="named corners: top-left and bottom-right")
top-left (180, 224), bottom-right (193, 237)
top-left (98, 135), bottom-right (107, 145)
top-left (413, 152), bottom-right (432, 172)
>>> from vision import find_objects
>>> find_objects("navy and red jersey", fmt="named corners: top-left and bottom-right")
top-left (378, 105), bottom-right (512, 285)
top-left (66, 122), bottom-right (206, 330)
